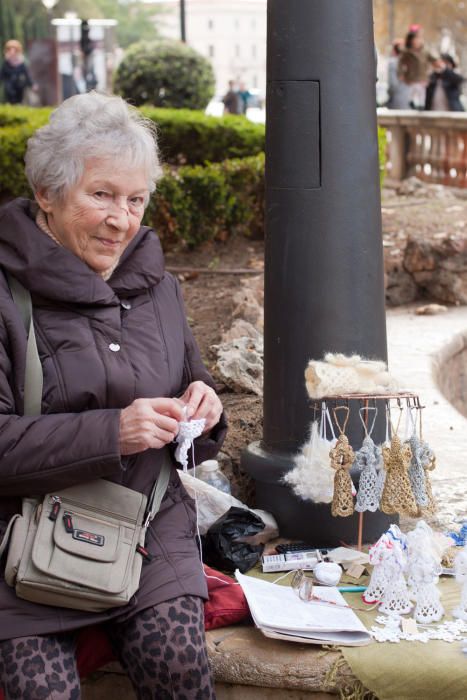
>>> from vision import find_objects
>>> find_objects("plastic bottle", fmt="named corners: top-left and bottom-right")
top-left (196, 460), bottom-right (231, 494)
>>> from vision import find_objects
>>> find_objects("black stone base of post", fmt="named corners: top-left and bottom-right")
top-left (243, 442), bottom-right (396, 547)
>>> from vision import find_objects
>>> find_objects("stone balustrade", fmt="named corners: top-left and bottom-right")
top-left (377, 109), bottom-right (467, 187)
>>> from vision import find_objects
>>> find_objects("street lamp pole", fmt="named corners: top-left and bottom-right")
top-left (180, 0), bottom-right (186, 42)
top-left (242, 0), bottom-right (390, 546)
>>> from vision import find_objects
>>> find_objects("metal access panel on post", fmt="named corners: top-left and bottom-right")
top-left (242, 0), bottom-right (393, 547)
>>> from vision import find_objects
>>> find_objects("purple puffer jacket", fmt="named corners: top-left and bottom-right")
top-left (0, 198), bottom-right (227, 641)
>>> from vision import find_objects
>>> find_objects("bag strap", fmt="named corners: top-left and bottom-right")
top-left (144, 452), bottom-right (172, 528)
top-left (0, 514), bottom-right (21, 559)
top-left (5, 272), bottom-right (43, 416)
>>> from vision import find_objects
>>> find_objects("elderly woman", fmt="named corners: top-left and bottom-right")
top-left (0, 92), bottom-right (225, 699)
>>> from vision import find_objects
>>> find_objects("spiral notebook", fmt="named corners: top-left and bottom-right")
top-left (235, 571), bottom-right (371, 647)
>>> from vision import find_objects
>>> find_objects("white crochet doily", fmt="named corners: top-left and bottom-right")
top-left (371, 614), bottom-right (467, 644)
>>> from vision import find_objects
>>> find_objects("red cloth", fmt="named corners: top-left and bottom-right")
top-left (0, 566), bottom-right (250, 696)
top-left (203, 565), bottom-right (250, 630)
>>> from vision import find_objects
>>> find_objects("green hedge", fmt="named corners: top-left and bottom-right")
top-left (148, 153), bottom-right (265, 246)
top-left (141, 108), bottom-right (265, 164)
top-left (0, 105), bottom-right (385, 247)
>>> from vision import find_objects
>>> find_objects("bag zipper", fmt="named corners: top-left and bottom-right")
top-left (47, 495), bottom-right (139, 526)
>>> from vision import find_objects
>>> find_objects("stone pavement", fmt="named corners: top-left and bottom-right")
top-left (81, 305), bottom-right (467, 699)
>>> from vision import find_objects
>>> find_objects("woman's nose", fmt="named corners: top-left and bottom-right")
top-left (105, 199), bottom-right (130, 230)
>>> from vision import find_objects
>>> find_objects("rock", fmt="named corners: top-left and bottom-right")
top-left (384, 248), bottom-right (419, 306)
top-left (215, 336), bottom-right (264, 395)
top-left (232, 277), bottom-right (264, 331)
top-left (415, 304), bottom-right (448, 315)
top-left (404, 233), bottom-right (467, 304)
top-left (221, 319), bottom-right (263, 343)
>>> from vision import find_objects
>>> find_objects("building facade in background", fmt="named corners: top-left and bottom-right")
top-left (152, 0), bottom-right (266, 98)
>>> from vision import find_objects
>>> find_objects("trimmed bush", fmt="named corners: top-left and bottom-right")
top-left (141, 107), bottom-right (265, 164)
top-left (148, 154), bottom-right (265, 246)
top-left (114, 39), bottom-right (215, 110)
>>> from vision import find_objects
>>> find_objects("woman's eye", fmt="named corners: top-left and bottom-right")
top-left (94, 191), bottom-right (109, 199)
top-left (130, 197), bottom-right (144, 207)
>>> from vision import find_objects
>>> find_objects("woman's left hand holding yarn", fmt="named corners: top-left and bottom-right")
top-left (177, 380), bottom-right (223, 434)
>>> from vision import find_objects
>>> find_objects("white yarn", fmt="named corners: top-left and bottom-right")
top-left (283, 411), bottom-right (336, 503)
top-left (174, 418), bottom-right (206, 470)
top-left (314, 561), bottom-right (342, 586)
top-left (304, 353), bottom-right (399, 399)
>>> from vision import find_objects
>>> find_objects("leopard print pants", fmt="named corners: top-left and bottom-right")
top-left (0, 595), bottom-right (216, 700)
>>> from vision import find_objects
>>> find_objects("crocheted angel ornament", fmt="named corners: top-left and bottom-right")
top-left (380, 434), bottom-right (418, 517)
top-left (283, 412), bottom-right (337, 503)
top-left (407, 435), bottom-right (437, 516)
top-left (355, 408), bottom-right (382, 513)
top-left (330, 408), bottom-right (355, 517)
top-left (363, 531), bottom-right (395, 604)
top-left (453, 547), bottom-right (467, 621)
top-left (406, 521), bottom-right (444, 623)
top-left (378, 526), bottom-right (412, 616)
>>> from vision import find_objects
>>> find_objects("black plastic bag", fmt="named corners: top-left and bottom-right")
top-left (201, 506), bottom-right (265, 573)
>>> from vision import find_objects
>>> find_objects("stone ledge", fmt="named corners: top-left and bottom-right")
top-left (81, 625), bottom-right (358, 699)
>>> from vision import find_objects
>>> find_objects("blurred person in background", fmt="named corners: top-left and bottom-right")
top-left (397, 25), bottom-right (434, 109)
top-left (386, 38), bottom-right (411, 109)
top-left (237, 82), bottom-right (251, 115)
top-left (0, 40), bottom-right (36, 105)
top-left (425, 53), bottom-right (464, 112)
top-left (222, 80), bottom-right (241, 115)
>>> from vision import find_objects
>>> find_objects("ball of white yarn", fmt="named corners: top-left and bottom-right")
top-left (314, 562), bottom-right (342, 586)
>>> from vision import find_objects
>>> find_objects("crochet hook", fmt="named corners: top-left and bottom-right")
top-left (338, 586), bottom-right (367, 593)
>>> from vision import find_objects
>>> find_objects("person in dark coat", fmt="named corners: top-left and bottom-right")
top-left (0, 39), bottom-right (34, 104)
top-left (0, 92), bottom-right (226, 699)
top-left (425, 54), bottom-right (465, 112)
top-left (222, 80), bottom-right (241, 114)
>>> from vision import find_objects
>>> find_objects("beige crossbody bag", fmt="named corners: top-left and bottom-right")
top-left (0, 273), bottom-right (171, 612)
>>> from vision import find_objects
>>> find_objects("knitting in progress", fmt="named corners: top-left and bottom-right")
top-left (174, 413), bottom-right (206, 470)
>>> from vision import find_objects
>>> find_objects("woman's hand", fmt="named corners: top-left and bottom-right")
top-left (119, 398), bottom-right (184, 455)
top-left (178, 381), bottom-right (223, 434)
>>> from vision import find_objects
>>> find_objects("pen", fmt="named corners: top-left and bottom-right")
top-left (338, 586), bottom-right (367, 593)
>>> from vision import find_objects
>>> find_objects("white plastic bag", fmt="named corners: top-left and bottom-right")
top-left (179, 470), bottom-right (278, 543)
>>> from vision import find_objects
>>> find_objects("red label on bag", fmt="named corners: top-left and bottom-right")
top-left (72, 529), bottom-right (105, 546)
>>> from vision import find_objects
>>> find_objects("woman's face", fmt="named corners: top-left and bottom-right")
top-left (36, 158), bottom-right (149, 274)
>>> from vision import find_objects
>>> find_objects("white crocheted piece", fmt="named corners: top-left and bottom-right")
top-left (365, 526), bottom-right (410, 611)
top-left (364, 532), bottom-right (396, 603)
top-left (304, 353), bottom-right (399, 399)
top-left (283, 420), bottom-right (336, 503)
top-left (406, 522), bottom-right (443, 599)
top-left (379, 570), bottom-right (413, 616)
top-left (355, 436), bottom-right (382, 513)
top-left (371, 615), bottom-right (467, 644)
top-left (413, 583), bottom-right (444, 623)
top-left (453, 548), bottom-right (467, 621)
top-left (174, 418), bottom-right (206, 470)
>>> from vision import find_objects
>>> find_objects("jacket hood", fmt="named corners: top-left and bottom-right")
top-left (0, 198), bottom-right (165, 305)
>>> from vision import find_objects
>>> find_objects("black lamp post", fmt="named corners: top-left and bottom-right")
top-left (242, 0), bottom-right (391, 547)
top-left (180, 0), bottom-right (186, 42)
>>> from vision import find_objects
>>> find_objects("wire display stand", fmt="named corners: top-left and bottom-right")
top-left (310, 392), bottom-right (422, 551)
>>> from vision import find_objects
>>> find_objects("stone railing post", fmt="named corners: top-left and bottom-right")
top-left (389, 124), bottom-right (408, 181)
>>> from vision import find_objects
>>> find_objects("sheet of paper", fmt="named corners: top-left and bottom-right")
top-left (235, 571), bottom-right (369, 635)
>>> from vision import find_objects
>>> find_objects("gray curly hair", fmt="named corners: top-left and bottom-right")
top-left (25, 92), bottom-right (162, 202)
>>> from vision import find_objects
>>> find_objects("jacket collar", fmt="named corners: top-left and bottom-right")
top-left (0, 198), bottom-right (165, 305)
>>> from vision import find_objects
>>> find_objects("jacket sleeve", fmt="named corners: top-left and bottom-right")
top-left (0, 317), bottom-right (123, 497)
top-left (173, 276), bottom-right (227, 464)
